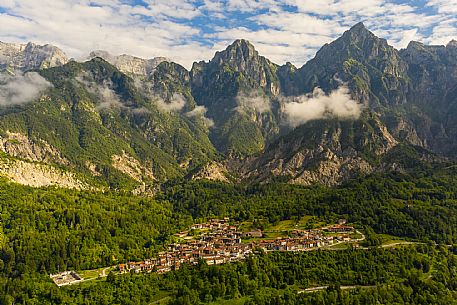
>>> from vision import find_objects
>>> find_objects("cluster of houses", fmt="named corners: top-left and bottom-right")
top-left (254, 229), bottom-right (333, 251)
top-left (118, 218), bottom-right (355, 274)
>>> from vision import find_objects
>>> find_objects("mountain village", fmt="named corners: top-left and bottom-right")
top-left (117, 218), bottom-right (359, 275)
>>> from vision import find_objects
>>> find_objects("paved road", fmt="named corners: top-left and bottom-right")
top-left (380, 241), bottom-right (418, 248)
top-left (100, 267), bottom-right (110, 277)
top-left (298, 285), bottom-right (376, 294)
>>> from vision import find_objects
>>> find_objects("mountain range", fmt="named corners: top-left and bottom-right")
top-left (0, 22), bottom-right (456, 191)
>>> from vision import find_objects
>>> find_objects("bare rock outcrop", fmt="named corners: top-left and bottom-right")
top-left (0, 158), bottom-right (87, 189)
top-left (190, 162), bottom-right (230, 182)
top-left (111, 151), bottom-right (154, 182)
top-left (0, 131), bottom-right (69, 166)
top-left (0, 41), bottom-right (68, 71)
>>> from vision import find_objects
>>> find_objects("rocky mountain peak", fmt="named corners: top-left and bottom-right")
top-left (401, 41), bottom-right (453, 67)
top-left (191, 37), bottom-right (280, 99)
top-left (341, 22), bottom-right (388, 49)
top-left (402, 41), bottom-right (434, 61)
top-left (406, 41), bottom-right (425, 50)
top-left (0, 41), bottom-right (68, 71)
top-left (336, 22), bottom-right (381, 47)
top-left (211, 39), bottom-right (261, 68)
top-left (227, 39), bottom-right (256, 54)
top-left (447, 40), bottom-right (457, 48)
top-left (88, 50), bottom-right (169, 76)
top-left (312, 21), bottom-right (393, 65)
top-left (346, 22), bottom-right (370, 35)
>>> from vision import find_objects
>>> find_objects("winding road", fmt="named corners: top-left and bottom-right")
top-left (298, 285), bottom-right (376, 294)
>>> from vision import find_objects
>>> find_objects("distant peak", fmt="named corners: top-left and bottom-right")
top-left (211, 39), bottom-right (259, 64)
top-left (0, 41), bottom-right (68, 71)
top-left (348, 22), bottom-right (372, 35)
top-left (448, 40), bottom-right (457, 48)
top-left (234, 39), bottom-right (252, 45)
top-left (407, 41), bottom-right (425, 49)
top-left (341, 21), bottom-right (378, 42)
top-left (90, 50), bottom-right (112, 57)
top-left (350, 22), bottom-right (367, 31)
top-left (87, 50), bottom-right (170, 76)
top-left (227, 39), bottom-right (256, 52)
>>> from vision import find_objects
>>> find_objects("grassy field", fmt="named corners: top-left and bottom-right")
top-left (377, 234), bottom-right (409, 245)
top-left (349, 232), bottom-right (364, 239)
top-left (208, 296), bottom-right (250, 305)
top-left (149, 291), bottom-right (172, 304)
top-left (239, 216), bottom-right (329, 234)
top-left (78, 267), bottom-right (115, 280)
top-left (266, 216), bottom-right (328, 231)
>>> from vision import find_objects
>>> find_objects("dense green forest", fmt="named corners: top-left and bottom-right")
top-left (1, 163), bottom-right (457, 304)
top-left (161, 164), bottom-right (457, 244)
top-left (4, 245), bottom-right (457, 304)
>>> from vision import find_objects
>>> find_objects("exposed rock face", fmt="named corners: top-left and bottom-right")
top-left (0, 132), bottom-right (89, 189)
top-left (237, 113), bottom-right (398, 186)
top-left (85, 160), bottom-right (102, 177)
top-left (191, 39), bottom-right (280, 104)
top-left (0, 41), bottom-right (68, 71)
top-left (289, 155), bottom-right (373, 186)
top-left (111, 151), bottom-right (154, 182)
top-left (199, 39), bottom-right (279, 94)
top-left (190, 39), bottom-right (281, 155)
top-left (284, 22), bottom-right (410, 107)
top-left (0, 158), bottom-right (87, 189)
top-left (1, 22), bottom-right (457, 189)
top-left (399, 40), bottom-right (457, 155)
top-left (0, 132), bottom-right (69, 166)
top-left (89, 50), bottom-right (169, 76)
top-left (190, 162), bottom-right (230, 182)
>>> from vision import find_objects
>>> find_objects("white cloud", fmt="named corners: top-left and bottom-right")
top-left (155, 93), bottom-right (186, 112)
top-left (225, 0), bottom-right (279, 12)
top-left (186, 105), bottom-right (207, 117)
top-left (427, 0), bottom-right (457, 14)
top-left (235, 91), bottom-right (271, 113)
top-left (76, 75), bottom-right (124, 109)
top-left (0, 0), bottom-right (217, 69)
top-left (252, 12), bottom-right (344, 36)
top-left (282, 86), bottom-right (363, 128)
top-left (0, 71), bottom-right (52, 106)
top-left (0, 0), bottom-right (455, 70)
top-left (93, 86), bottom-right (124, 110)
top-left (185, 105), bottom-right (214, 127)
top-left (142, 0), bottom-right (201, 19)
top-left (387, 28), bottom-right (423, 49)
top-left (425, 19), bottom-right (457, 46)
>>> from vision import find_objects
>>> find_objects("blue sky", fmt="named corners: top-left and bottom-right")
top-left (0, 0), bottom-right (456, 68)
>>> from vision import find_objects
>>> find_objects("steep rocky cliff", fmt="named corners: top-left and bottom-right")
top-left (89, 50), bottom-right (169, 76)
top-left (0, 41), bottom-right (68, 72)
top-left (236, 113), bottom-right (399, 185)
top-left (191, 39), bottom-right (281, 155)
top-left (0, 22), bottom-right (456, 188)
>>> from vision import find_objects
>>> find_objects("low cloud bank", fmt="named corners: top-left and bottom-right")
top-left (75, 73), bottom-right (125, 110)
top-left (282, 86), bottom-right (363, 128)
top-left (0, 72), bottom-right (52, 106)
top-left (186, 105), bottom-right (214, 127)
top-left (155, 93), bottom-right (186, 112)
top-left (235, 91), bottom-right (271, 113)
top-left (90, 83), bottom-right (124, 110)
